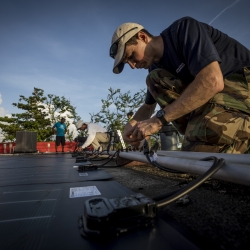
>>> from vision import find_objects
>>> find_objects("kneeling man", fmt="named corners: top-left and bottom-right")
top-left (75, 120), bottom-right (110, 151)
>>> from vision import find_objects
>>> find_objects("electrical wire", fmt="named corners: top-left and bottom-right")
top-left (153, 181), bottom-right (189, 202)
top-left (143, 139), bottom-right (182, 173)
top-left (87, 155), bottom-right (111, 161)
top-left (156, 156), bottom-right (225, 208)
top-left (145, 153), bottom-right (182, 173)
top-left (83, 150), bottom-right (122, 168)
top-left (94, 150), bottom-right (119, 166)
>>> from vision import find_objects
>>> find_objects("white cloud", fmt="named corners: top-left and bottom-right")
top-left (0, 93), bottom-right (11, 117)
top-left (0, 107), bottom-right (5, 117)
top-left (0, 93), bottom-right (8, 117)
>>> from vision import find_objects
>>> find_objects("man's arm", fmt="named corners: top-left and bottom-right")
top-left (123, 102), bottom-right (156, 144)
top-left (78, 125), bottom-right (96, 150)
top-left (64, 124), bottom-right (67, 134)
top-left (52, 124), bottom-right (56, 134)
top-left (163, 61), bottom-right (224, 121)
top-left (135, 61), bottom-right (224, 139)
top-left (79, 133), bottom-right (95, 150)
top-left (132, 102), bottom-right (157, 122)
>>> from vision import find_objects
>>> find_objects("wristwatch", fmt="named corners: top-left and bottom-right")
top-left (156, 109), bottom-right (168, 125)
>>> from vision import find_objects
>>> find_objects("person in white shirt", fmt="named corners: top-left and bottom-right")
top-left (75, 120), bottom-right (110, 151)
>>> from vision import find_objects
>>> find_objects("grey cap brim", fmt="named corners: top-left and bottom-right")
top-left (113, 45), bottom-right (125, 74)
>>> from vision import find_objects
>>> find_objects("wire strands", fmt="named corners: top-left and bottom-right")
top-left (145, 153), bottom-right (183, 173)
top-left (143, 140), bottom-right (182, 173)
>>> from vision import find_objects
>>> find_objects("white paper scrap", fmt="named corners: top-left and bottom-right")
top-left (79, 173), bottom-right (88, 176)
top-left (149, 152), bottom-right (158, 162)
top-left (69, 186), bottom-right (101, 198)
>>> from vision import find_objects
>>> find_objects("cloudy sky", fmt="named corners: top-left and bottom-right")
top-left (1, 0), bottom-right (249, 121)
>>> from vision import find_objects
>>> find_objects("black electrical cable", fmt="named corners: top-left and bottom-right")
top-left (85, 150), bottom-right (120, 168)
top-left (145, 153), bottom-right (182, 173)
top-left (86, 148), bottom-right (137, 168)
top-left (153, 182), bottom-right (189, 202)
top-left (95, 150), bottom-right (119, 166)
top-left (75, 148), bottom-right (111, 161)
top-left (153, 157), bottom-right (219, 201)
top-left (87, 155), bottom-right (111, 161)
top-left (75, 155), bottom-right (111, 163)
top-left (84, 146), bottom-right (117, 160)
top-left (143, 139), bottom-right (182, 173)
top-left (77, 146), bottom-right (134, 168)
top-left (98, 162), bottom-right (132, 168)
top-left (156, 156), bottom-right (225, 208)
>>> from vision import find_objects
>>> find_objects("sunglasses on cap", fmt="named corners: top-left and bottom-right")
top-left (109, 27), bottom-right (138, 58)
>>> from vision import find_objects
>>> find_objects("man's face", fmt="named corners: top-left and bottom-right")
top-left (60, 119), bottom-right (65, 124)
top-left (122, 32), bottom-right (153, 70)
top-left (78, 124), bottom-right (87, 131)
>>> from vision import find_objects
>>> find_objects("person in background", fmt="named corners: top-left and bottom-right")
top-left (52, 117), bottom-right (66, 153)
top-left (127, 111), bottom-right (134, 121)
top-left (75, 120), bottom-right (110, 151)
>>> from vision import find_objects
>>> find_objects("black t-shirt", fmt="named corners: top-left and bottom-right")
top-left (145, 16), bottom-right (250, 104)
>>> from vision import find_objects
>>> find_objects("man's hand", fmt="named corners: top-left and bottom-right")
top-left (78, 147), bottom-right (83, 152)
top-left (136, 116), bottom-right (162, 141)
top-left (123, 121), bottom-right (141, 146)
top-left (122, 103), bottom-right (157, 146)
top-left (123, 116), bottom-right (162, 146)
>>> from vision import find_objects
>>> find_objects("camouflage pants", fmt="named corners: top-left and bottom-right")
top-left (146, 68), bottom-right (250, 153)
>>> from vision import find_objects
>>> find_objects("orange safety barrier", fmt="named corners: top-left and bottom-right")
top-left (0, 142), bottom-right (76, 154)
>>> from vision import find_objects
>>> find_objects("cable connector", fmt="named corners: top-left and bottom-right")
top-left (149, 153), bottom-right (158, 162)
top-left (78, 193), bottom-right (157, 240)
top-left (143, 140), bottom-right (150, 155)
top-left (150, 141), bottom-right (160, 155)
top-left (78, 165), bottom-right (98, 172)
top-left (148, 141), bottom-right (159, 162)
top-left (75, 156), bottom-right (88, 163)
top-left (72, 152), bottom-right (78, 157)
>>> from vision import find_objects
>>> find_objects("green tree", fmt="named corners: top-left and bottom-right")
top-left (90, 87), bottom-right (146, 132)
top-left (46, 94), bottom-right (80, 125)
top-left (0, 87), bottom-right (79, 142)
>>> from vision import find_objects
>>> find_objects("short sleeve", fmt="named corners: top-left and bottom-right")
top-left (177, 17), bottom-right (221, 76)
top-left (145, 89), bottom-right (156, 105)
